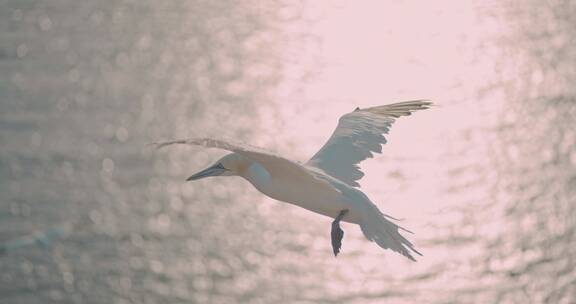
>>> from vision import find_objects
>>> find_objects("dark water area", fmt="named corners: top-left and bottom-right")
top-left (1, 0), bottom-right (575, 303)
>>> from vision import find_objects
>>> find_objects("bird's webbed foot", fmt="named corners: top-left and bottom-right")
top-left (331, 209), bottom-right (349, 256)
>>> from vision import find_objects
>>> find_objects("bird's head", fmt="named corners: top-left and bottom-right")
top-left (186, 153), bottom-right (249, 181)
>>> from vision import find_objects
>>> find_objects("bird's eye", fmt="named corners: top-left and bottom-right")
top-left (216, 163), bottom-right (227, 170)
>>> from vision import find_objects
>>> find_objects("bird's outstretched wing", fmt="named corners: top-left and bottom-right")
top-left (306, 100), bottom-right (432, 187)
top-left (152, 138), bottom-right (340, 192)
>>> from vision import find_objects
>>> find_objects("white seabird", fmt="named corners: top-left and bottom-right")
top-left (154, 100), bottom-right (431, 260)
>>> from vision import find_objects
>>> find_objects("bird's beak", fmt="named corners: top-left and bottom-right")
top-left (186, 163), bottom-right (227, 181)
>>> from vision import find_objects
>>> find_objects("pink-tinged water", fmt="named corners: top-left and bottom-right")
top-left (1, 0), bottom-right (575, 303)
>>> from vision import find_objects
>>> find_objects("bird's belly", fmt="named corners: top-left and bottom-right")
top-left (259, 183), bottom-right (362, 223)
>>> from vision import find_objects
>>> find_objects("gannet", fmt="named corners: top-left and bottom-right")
top-left (154, 100), bottom-right (431, 260)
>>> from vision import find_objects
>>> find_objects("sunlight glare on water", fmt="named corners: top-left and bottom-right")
top-left (1, 0), bottom-right (575, 303)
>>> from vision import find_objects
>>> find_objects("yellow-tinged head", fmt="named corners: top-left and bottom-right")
top-left (186, 153), bottom-right (250, 181)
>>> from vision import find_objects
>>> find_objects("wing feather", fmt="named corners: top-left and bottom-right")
top-left (306, 100), bottom-right (432, 187)
top-left (152, 137), bottom-right (339, 192)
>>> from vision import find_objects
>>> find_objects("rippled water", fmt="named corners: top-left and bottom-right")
top-left (1, 0), bottom-right (575, 303)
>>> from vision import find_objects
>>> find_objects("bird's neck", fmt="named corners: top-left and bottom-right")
top-left (242, 162), bottom-right (272, 191)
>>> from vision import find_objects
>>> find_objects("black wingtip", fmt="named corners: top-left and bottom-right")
top-left (146, 142), bottom-right (168, 150)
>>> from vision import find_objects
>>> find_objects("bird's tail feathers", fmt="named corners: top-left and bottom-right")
top-left (381, 213), bottom-right (414, 234)
top-left (359, 203), bottom-right (422, 261)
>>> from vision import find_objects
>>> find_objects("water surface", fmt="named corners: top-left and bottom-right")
top-left (1, 0), bottom-right (575, 303)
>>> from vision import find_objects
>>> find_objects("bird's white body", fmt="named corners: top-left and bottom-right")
top-left (244, 162), bottom-right (362, 223)
top-left (155, 100), bottom-right (431, 260)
